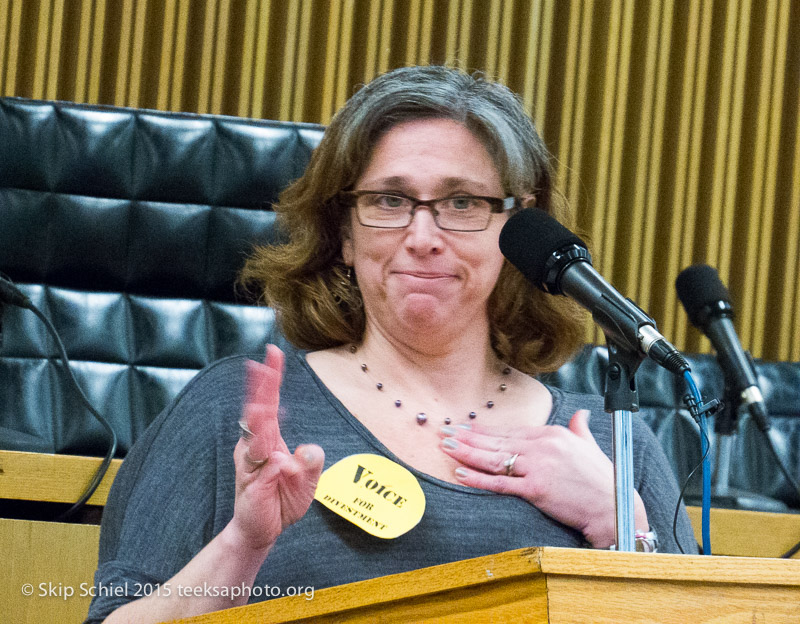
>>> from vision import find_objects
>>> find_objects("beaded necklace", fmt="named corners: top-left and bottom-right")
top-left (349, 344), bottom-right (511, 425)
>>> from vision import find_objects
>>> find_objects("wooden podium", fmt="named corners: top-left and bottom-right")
top-left (170, 547), bottom-right (800, 624)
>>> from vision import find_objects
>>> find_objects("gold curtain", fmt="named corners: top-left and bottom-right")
top-left (2, 0), bottom-right (798, 361)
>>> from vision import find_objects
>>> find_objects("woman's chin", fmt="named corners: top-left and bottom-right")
top-left (366, 290), bottom-right (483, 343)
top-left (391, 295), bottom-right (458, 331)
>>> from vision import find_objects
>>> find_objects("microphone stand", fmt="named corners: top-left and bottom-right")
top-left (686, 379), bottom-right (788, 512)
top-left (604, 341), bottom-right (645, 552)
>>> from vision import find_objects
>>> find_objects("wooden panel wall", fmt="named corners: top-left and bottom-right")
top-left (1, 0), bottom-right (798, 360)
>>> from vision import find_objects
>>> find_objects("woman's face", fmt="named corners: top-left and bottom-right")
top-left (342, 118), bottom-right (509, 348)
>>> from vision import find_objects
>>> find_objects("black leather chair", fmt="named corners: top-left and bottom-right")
top-left (0, 96), bottom-right (323, 458)
top-left (1, 97), bottom-right (798, 511)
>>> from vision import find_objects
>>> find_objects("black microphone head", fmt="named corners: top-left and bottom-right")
top-left (499, 208), bottom-right (589, 292)
top-left (675, 264), bottom-right (733, 329)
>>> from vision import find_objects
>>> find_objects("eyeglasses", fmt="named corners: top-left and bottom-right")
top-left (344, 191), bottom-right (519, 232)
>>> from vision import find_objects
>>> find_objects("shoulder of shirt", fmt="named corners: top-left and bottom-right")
top-left (544, 385), bottom-right (605, 417)
top-left (171, 341), bottom-right (308, 407)
top-left (544, 384), bottom-right (603, 404)
top-left (171, 354), bottom-right (253, 401)
top-left (543, 385), bottom-right (657, 439)
top-left (125, 353), bottom-right (260, 452)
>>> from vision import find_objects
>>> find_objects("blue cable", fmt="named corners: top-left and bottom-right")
top-left (683, 370), bottom-right (711, 555)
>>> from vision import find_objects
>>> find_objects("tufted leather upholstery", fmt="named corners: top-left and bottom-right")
top-left (1, 97), bottom-right (798, 510)
top-left (0, 97), bottom-right (323, 457)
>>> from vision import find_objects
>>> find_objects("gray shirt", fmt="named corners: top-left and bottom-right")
top-left (86, 346), bottom-right (698, 622)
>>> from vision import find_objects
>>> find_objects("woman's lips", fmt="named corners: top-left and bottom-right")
top-left (394, 271), bottom-right (457, 281)
top-left (391, 273), bottom-right (459, 296)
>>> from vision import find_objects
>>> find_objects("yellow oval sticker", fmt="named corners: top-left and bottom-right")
top-left (314, 454), bottom-right (426, 539)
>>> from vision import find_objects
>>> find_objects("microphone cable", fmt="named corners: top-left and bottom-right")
top-left (0, 276), bottom-right (118, 521)
top-left (668, 376), bottom-right (800, 558)
top-left (745, 390), bottom-right (800, 557)
top-left (672, 373), bottom-right (800, 558)
top-left (676, 264), bottom-right (800, 556)
top-left (716, 366), bottom-right (800, 556)
top-left (672, 402), bottom-right (711, 555)
top-left (767, 434), bottom-right (800, 557)
top-left (672, 370), bottom-right (716, 555)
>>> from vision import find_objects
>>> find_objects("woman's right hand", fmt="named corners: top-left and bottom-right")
top-left (104, 346), bottom-right (325, 623)
top-left (230, 345), bottom-right (325, 552)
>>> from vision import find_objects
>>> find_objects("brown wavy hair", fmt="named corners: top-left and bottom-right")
top-left (240, 65), bottom-right (585, 375)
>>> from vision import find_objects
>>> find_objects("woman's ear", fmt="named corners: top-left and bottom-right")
top-left (521, 195), bottom-right (537, 209)
top-left (341, 222), bottom-right (354, 265)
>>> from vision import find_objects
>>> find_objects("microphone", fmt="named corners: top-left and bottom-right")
top-left (499, 208), bottom-right (689, 375)
top-left (675, 264), bottom-right (770, 432)
top-left (0, 275), bottom-right (32, 309)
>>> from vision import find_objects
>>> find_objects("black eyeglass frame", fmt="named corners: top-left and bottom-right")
top-left (342, 190), bottom-right (521, 232)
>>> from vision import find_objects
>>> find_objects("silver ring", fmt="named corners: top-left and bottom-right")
top-left (503, 453), bottom-right (519, 476)
top-left (244, 451), bottom-right (268, 469)
top-left (239, 418), bottom-right (254, 441)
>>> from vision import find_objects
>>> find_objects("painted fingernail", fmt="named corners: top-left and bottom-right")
top-left (440, 425), bottom-right (457, 436)
top-left (454, 467), bottom-right (468, 479)
top-left (456, 423), bottom-right (472, 430)
top-left (441, 438), bottom-right (459, 449)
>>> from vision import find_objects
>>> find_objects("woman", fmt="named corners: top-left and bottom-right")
top-left (88, 65), bottom-right (696, 623)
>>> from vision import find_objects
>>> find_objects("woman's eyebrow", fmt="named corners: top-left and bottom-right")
top-left (359, 176), bottom-right (496, 194)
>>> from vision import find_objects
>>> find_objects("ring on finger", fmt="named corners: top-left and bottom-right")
top-left (503, 453), bottom-right (520, 476)
top-left (244, 450), bottom-right (269, 468)
top-left (238, 418), bottom-right (254, 441)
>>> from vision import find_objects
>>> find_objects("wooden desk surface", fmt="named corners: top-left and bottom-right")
top-left (0, 449), bottom-right (122, 505)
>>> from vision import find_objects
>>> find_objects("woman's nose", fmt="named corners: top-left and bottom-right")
top-left (405, 206), bottom-right (443, 253)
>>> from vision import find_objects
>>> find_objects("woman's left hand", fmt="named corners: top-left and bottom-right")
top-left (439, 410), bottom-right (648, 548)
